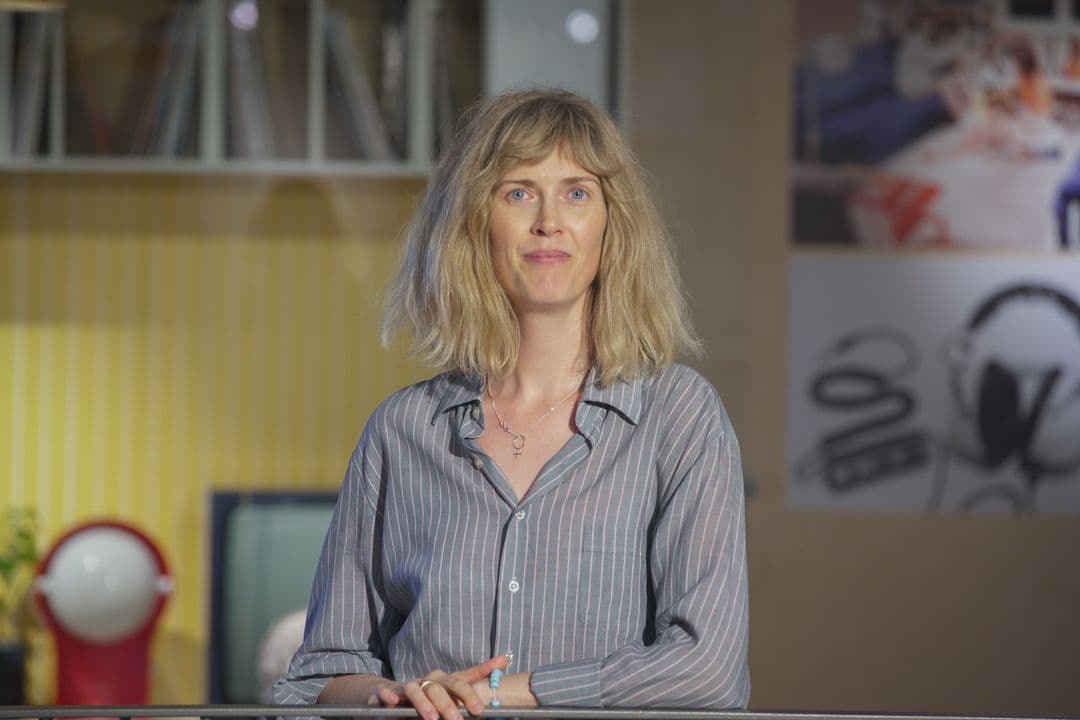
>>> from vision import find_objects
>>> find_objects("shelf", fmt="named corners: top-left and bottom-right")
top-left (0, 0), bottom-right (624, 177)
top-left (64, 0), bottom-right (201, 158)
top-left (0, 0), bottom-right (482, 175)
top-left (0, 155), bottom-right (433, 177)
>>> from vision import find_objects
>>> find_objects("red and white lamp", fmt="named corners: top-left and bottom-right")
top-left (34, 521), bottom-right (172, 704)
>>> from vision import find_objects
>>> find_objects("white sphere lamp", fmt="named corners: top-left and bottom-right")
top-left (35, 521), bottom-right (172, 704)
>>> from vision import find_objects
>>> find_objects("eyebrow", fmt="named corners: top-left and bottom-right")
top-left (496, 176), bottom-right (601, 188)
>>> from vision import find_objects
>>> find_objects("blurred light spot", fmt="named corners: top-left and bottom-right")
top-left (230, 0), bottom-right (259, 31)
top-left (566, 10), bottom-right (599, 45)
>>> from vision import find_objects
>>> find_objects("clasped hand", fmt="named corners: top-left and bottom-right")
top-left (373, 655), bottom-right (534, 720)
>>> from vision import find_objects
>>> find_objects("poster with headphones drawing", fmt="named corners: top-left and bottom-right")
top-left (792, 0), bottom-right (1080, 250)
top-left (788, 254), bottom-right (1080, 514)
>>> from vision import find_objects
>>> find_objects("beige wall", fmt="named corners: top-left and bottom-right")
top-left (626, 1), bottom-right (1080, 715)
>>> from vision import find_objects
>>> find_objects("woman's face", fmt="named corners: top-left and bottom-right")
top-left (487, 147), bottom-right (607, 317)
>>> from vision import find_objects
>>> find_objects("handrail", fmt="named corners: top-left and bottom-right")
top-left (0, 708), bottom-right (1073, 720)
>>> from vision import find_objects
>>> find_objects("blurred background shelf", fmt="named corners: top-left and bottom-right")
top-left (0, 0), bottom-right (506, 175)
top-left (0, 0), bottom-right (624, 176)
top-left (0, 156), bottom-right (434, 176)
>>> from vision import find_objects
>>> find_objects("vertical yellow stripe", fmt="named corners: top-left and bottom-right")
top-left (34, 198), bottom-right (56, 533)
top-left (189, 183), bottom-right (210, 703)
top-left (6, 181), bottom-right (29, 506)
top-left (171, 189), bottom-right (188, 701)
top-left (300, 191), bottom-right (319, 483)
top-left (284, 197), bottom-right (301, 485)
top-left (144, 187), bottom-right (163, 525)
top-left (205, 231), bottom-right (224, 494)
top-left (221, 227), bottom-right (241, 495)
top-left (118, 228), bottom-right (138, 518)
top-left (60, 187), bottom-right (81, 527)
top-left (269, 231), bottom-right (282, 487)
top-left (129, 191), bottom-right (151, 524)
top-left (286, 229), bottom-right (302, 484)
top-left (0, 320), bottom-right (15, 503)
top-left (89, 187), bottom-right (109, 517)
top-left (171, 222), bottom-right (189, 526)
top-left (330, 217), bottom-right (347, 467)
top-left (145, 217), bottom-right (170, 702)
top-left (24, 320), bottom-right (41, 526)
top-left (253, 197), bottom-right (270, 487)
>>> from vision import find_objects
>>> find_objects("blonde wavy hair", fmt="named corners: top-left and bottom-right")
top-left (381, 88), bottom-right (700, 386)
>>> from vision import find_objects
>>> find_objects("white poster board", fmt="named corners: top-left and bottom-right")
top-left (788, 254), bottom-right (1080, 514)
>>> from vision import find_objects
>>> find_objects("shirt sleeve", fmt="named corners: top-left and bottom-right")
top-left (272, 426), bottom-right (396, 704)
top-left (530, 377), bottom-right (751, 709)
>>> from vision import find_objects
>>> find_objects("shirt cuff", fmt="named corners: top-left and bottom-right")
top-left (271, 674), bottom-right (332, 705)
top-left (530, 656), bottom-right (604, 707)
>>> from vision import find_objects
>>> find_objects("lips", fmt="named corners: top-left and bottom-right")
top-left (524, 250), bottom-right (570, 263)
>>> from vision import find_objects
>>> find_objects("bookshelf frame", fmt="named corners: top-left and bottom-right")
top-left (0, 0), bottom-right (627, 177)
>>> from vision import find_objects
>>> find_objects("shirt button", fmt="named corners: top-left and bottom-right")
top-left (472, 456), bottom-right (483, 470)
top-left (507, 579), bottom-right (520, 593)
top-left (471, 405), bottom-right (480, 420)
top-left (514, 511), bottom-right (526, 520)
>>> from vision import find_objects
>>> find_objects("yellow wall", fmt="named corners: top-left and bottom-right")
top-left (0, 172), bottom-right (429, 701)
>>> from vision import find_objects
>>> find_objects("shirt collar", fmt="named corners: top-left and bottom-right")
top-left (431, 367), bottom-right (645, 426)
top-left (579, 367), bottom-right (643, 426)
top-left (431, 372), bottom-right (484, 424)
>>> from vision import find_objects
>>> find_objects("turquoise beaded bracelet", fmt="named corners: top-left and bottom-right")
top-left (488, 668), bottom-right (503, 708)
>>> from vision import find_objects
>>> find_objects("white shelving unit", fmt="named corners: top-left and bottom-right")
top-left (0, 0), bottom-right (460, 176)
top-left (0, 0), bottom-right (627, 177)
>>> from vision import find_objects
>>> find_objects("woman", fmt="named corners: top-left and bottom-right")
top-left (273, 89), bottom-right (749, 717)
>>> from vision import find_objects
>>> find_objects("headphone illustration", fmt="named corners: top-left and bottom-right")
top-left (945, 283), bottom-right (1080, 485)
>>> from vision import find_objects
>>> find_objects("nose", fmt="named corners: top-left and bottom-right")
top-left (531, 201), bottom-right (562, 236)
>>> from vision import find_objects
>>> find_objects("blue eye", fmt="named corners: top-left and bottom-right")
top-left (569, 188), bottom-right (589, 201)
top-left (508, 188), bottom-right (528, 201)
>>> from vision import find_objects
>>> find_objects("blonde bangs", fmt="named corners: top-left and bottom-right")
top-left (382, 89), bottom-right (700, 385)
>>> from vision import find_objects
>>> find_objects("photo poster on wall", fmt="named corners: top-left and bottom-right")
top-left (787, 0), bottom-right (1080, 514)
top-left (792, 0), bottom-right (1080, 251)
top-left (787, 254), bottom-right (1080, 515)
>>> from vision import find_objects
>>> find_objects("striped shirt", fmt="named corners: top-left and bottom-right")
top-left (272, 363), bottom-right (750, 709)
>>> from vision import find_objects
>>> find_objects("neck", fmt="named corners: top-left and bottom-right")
top-left (493, 303), bottom-right (589, 402)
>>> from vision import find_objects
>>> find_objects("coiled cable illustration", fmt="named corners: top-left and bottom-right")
top-left (795, 328), bottom-right (931, 493)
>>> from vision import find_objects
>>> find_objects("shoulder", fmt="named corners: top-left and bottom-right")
top-left (642, 363), bottom-right (725, 417)
top-left (363, 371), bottom-right (459, 440)
top-left (640, 363), bottom-right (737, 447)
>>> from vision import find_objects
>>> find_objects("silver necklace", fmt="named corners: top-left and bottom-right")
top-left (486, 378), bottom-right (583, 458)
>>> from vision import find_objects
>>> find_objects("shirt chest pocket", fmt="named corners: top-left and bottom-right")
top-left (574, 537), bottom-right (648, 643)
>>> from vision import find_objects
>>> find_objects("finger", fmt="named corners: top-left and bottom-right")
top-left (444, 674), bottom-right (484, 717)
top-left (470, 678), bottom-right (493, 712)
top-left (377, 684), bottom-right (404, 706)
top-left (423, 682), bottom-right (465, 720)
top-left (403, 681), bottom-right (439, 720)
top-left (454, 655), bottom-right (508, 684)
